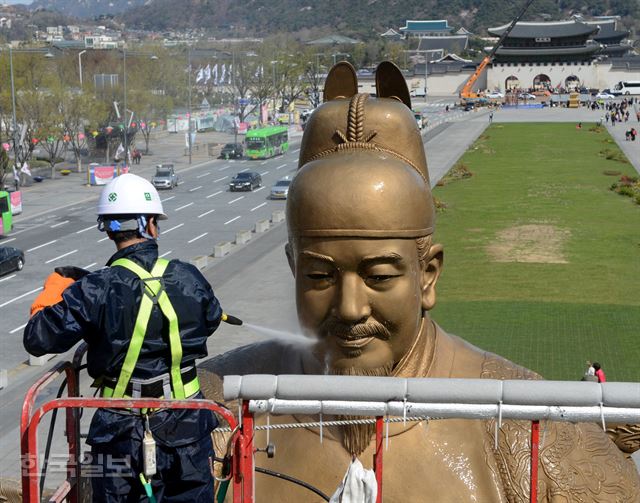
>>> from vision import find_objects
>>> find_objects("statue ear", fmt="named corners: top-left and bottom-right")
top-left (323, 61), bottom-right (358, 102)
top-left (421, 243), bottom-right (443, 311)
top-left (375, 61), bottom-right (412, 109)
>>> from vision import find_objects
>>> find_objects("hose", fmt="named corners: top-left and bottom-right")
top-left (213, 456), bottom-right (330, 502)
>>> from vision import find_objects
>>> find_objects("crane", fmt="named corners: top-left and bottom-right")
top-left (459, 0), bottom-right (536, 100)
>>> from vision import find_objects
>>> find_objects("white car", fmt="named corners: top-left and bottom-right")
top-left (595, 93), bottom-right (615, 100)
top-left (486, 91), bottom-right (504, 99)
top-left (270, 176), bottom-right (292, 199)
top-left (518, 93), bottom-right (536, 100)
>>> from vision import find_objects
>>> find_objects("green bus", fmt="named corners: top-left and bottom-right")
top-left (245, 125), bottom-right (289, 160)
top-left (0, 191), bottom-right (12, 236)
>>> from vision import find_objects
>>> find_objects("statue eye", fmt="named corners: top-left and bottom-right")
top-left (366, 274), bottom-right (396, 284)
top-left (306, 272), bottom-right (333, 281)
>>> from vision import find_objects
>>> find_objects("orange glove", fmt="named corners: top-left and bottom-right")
top-left (30, 272), bottom-right (75, 316)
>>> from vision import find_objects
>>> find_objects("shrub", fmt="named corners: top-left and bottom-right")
top-left (433, 197), bottom-right (447, 212)
top-left (440, 162), bottom-right (474, 185)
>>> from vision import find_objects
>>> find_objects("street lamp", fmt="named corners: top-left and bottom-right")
top-left (78, 50), bottom-right (87, 88)
top-left (3, 47), bottom-right (52, 184)
top-left (187, 47), bottom-right (192, 165)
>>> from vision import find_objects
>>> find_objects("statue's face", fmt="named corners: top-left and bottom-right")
top-left (290, 237), bottom-right (431, 372)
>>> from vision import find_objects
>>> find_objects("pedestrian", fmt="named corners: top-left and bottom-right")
top-left (605, 112), bottom-right (610, 124)
top-left (489, 112), bottom-right (494, 123)
top-left (593, 362), bottom-right (606, 383)
top-left (582, 361), bottom-right (598, 382)
top-left (576, 122), bottom-right (582, 130)
top-left (24, 173), bottom-right (225, 502)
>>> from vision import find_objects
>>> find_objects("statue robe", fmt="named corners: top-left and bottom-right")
top-left (199, 320), bottom-right (640, 502)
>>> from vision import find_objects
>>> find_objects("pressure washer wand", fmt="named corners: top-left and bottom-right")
top-left (221, 313), bottom-right (243, 326)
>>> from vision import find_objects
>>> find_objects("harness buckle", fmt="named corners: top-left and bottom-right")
top-left (142, 276), bottom-right (166, 305)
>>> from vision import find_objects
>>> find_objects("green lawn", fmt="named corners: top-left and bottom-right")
top-left (430, 123), bottom-right (640, 381)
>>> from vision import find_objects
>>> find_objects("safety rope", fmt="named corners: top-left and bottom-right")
top-left (214, 416), bottom-right (432, 433)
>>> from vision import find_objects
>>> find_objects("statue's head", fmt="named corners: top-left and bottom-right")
top-left (286, 62), bottom-right (444, 376)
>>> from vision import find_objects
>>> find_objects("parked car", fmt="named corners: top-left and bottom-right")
top-left (595, 92), bottom-right (615, 100)
top-left (0, 246), bottom-right (25, 276)
top-left (229, 171), bottom-right (261, 191)
top-left (220, 143), bottom-right (244, 159)
top-left (151, 164), bottom-right (179, 189)
top-left (463, 103), bottom-right (475, 112)
top-left (270, 176), bottom-right (292, 199)
top-left (486, 91), bottom-right (504, 99)
top-left (518, 93), bottom-right (536, 100)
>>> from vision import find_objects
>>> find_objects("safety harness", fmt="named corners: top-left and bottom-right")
top-left (101, 257), bottom-right (199, 400)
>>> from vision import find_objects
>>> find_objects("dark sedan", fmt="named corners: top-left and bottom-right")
top-left (0, 246), bottom-right (25, 276)
top-left (229, 172), bottom-right (261, 191)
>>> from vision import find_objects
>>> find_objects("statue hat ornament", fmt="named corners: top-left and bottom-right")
top-left (287, 61), bottom-right (435, 239)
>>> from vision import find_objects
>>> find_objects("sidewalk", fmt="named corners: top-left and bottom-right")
top-left (6, 129), bottom-right (252, 223)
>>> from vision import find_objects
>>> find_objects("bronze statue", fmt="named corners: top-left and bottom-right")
top-left (200, 62), bottom-right (640, 501)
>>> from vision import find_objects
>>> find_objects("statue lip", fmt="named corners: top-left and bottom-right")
top-left (335, 336), bottom-right (375, 350)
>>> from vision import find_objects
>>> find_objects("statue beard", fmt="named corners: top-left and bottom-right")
top-left (328, 361), bottom-right (394, 457)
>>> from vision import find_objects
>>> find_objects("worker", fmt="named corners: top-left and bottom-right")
top-left (24, 173), bottom-right (223, 502)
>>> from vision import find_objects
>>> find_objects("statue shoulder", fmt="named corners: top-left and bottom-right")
top-left (198, 339), bottom-right (310, 401)
top-left (435, 326), bottom-right (540, 380)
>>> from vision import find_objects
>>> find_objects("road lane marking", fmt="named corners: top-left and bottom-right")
top-left (255, 186), bottom-right (266, 193)
top-left (251, 202), bottom-right (267, 212)
top-left (196, 172), bottom-right (211, 178)
top-left (260, 171), bottom-right (269, 175)
top-left (50, 220), bottom-right (69, 229)
top-left (0, 274), bottom-right (16, 283)
top-left (83, 262), bottom-right (97, 269)
top-left (292, 148), bottom-right (300, 153)
top-left (10, 323), bottom-right (27, 334)
top-left (214, 176), bottom-right (228, 182)
top-left (46, 249), bottom-right (78, 264)
top-left (219, 166), bottom-right (231, 171)
top-left (163, 223), bottom-right (184, 234)
top-left (27, 240), bottom-right (57, 252)
top-left (206, 190), bottom-right (223, 199)
top-left (189, 185), bottom-right (202, 192)
top-left (159, 250), bottom-right (172, 258)
top-left (188, 232), bottom-right (208, 243)
top-left (175, 202), bottom-right (194, 212)
top-left (198, 209), bottom-right (215, 218)
top-left (276, 164), bottom-right (287, 170)
top-left (76, 225), bottom-right (95, 234)
top-left (161, 196), bottom-right (176, 203)
top-left (224, 216), bottom-right (241, 225)
top-left (98, 236), bottom-right (109, 243)
top-left (261, 161), bottom-right (268, 165)
top-left (0, 287), bottom-right (43, 308)
top-left (239, 168), bottom-right (249, 173)
top-left (228, 196), bottom-right (244, 204)
top-left (1, 238), bottom-right (16, 244)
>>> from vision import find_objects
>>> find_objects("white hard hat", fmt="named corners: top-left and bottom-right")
top-left (97, 173), bottom-right (167, 220)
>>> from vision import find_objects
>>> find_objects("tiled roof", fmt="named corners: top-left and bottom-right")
top-left (400, 20), bottom-right (451, 33)
top-left (488, 20), bottom-right (598, 39)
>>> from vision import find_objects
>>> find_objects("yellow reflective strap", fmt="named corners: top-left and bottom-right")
top-left (150, 260), bottom-right (185, 399)
top-left (109, 258), bottom-right (186, 399)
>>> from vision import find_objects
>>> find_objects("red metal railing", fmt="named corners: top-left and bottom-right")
top-left (20, 361), bottom-right (246, 502)
top-left (21, 359), bottom-right (542, 502)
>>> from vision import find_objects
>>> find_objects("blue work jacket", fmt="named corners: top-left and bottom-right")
top-left (24, 240), bottom-right (222, 446)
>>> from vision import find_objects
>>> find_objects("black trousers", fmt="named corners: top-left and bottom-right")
top-left (89, 433), bottom-right (214, 502)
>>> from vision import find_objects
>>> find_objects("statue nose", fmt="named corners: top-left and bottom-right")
top-left (332, 273), bottom-right (371, 323)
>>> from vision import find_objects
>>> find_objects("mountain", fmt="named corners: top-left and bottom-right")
top-left (26, 0), bottom-right (640, 36)
top-left (30, 0), bottom-right (145, 18)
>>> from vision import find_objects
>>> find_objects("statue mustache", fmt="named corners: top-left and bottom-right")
top-left (321, 319), bottom-right (391, 341)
